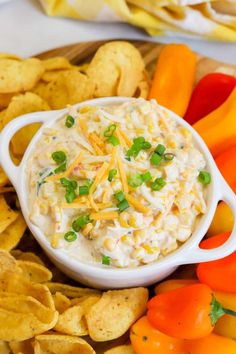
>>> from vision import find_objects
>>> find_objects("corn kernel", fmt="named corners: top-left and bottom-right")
top-left (103, 238), bottom-right (116, 252)
top-left (131, 247), bottom-right (143, 260)
top-left (119, 214), bottom-right (129, 228)
top-left (129, 215), bottom-right (137, 228)
top-left (82, 223), bottom-right (93, 237)
top-left (51, 234), bottom-right (60, 248)
top-left (80, 106), bottom-right (90, 113)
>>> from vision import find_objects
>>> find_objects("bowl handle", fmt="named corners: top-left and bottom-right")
top-left (183, 173), bottom-right (236, 264)
top-left (0, 112), bottom-right (48, 188)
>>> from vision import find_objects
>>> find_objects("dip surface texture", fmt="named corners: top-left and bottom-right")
top-left (27, 99), bottom-right (207, 268)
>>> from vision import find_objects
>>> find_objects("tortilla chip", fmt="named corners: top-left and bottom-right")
top-left (0, 195), bottom-right (18, 233)
top-left (9, 339), bottom-right (34, 354)
top-left (53, 292), bottom-right (71, 314)
top-left (104, 345), bottom-right (135, 354)
top-left (0, 92), bottom-right (50, 156)
top-left (42, 57), bottom-right (71, 71)
top-left (11, 250), bottom-right (44, 265)
top-left (45, 282), bottom-right (100, 298)
top-left (87, 41), bottom-right (144, 97)
top-left (0, 53), bottom-right (22, 60)
top-left (0, 340), bottom-right (10, 354)
top-left (0, 166), bottom-right (9, 187)
top-left (0, 58), bottom-right (44, 93)
top-left (31, 81), bottom-right (49, 102)
top-left (86, 288), bottom-right (148, 341)
top-left (0, 250), bottom-right (21, 275)
top-left (0, 272), bottom-right (55, 309)
top-left (54, 295), bottom-right (100, 336)
top-left (44, 70), bottom-right (94, 109)
top-left (0, 92), bottom-right (17, 109)
top-left (17, 260), bottom-right (52, 283)
top-left (0, 212), bottom-right (27, 251)
top-left (0, 294), bottom-right (58, 341)
top-left (34, 334), bottom-right (95, 354)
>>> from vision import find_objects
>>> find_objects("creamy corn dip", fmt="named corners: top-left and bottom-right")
top-left (27, 99), bottom-right (210, 268)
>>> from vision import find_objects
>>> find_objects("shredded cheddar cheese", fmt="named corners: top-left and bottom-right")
top-left (117, 155), bottom-right (129, 194)
top-left (91, 211), bottom-right (118, 221)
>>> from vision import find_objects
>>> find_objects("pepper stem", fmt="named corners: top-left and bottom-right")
top-left (210, 295), bottom-right (236, 326)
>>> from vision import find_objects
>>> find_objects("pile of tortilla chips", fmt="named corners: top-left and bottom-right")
top-left (0, 247), bottom-right (148, 353)
top-left (0, 41), bottom-right (151, 353)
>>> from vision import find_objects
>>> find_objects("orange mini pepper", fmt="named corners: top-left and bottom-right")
top-left (185, 333), bottom-right (236, 354)
top-left (130, 316), bottom-right (186, 354)
top-left (197, 232), bottom-right (236, 293)
top-left (148, 44), bottom-right (196, 117)
top-left (215, 145), bottom-right (236, 193)
top-left (193, 88), bottom-right (236, 157)
top-left (147, 283), bottom-right (236, 339)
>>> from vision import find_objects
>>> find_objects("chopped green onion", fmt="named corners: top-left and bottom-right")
top-left (142, 141), bottom-right (152, 150)
top-left (198, 171), bottom-right (211, 185)
top-left (65, 115), bottom-right (75, 128)
top-left (65, 189), bottom-right (76, 203)
top-left (151, 178), bottom-right (166, 191)
top-left (141, 171), bottom-right (152, 182)
top-left (102, 255), bottom-right (111, 265)
top-left (51, 151), bottom-right (66, 165)
top-left (127, 136), bottom-right (152, 158)
top-left (79, 185), bottom-right (89, 196)
top-left (128, 174), bottom-right (143, 188)
top-left (108, 169), bottom-right (117, 182)
top-left (54, 162), bottom-right (67, 174)
top-left (164, 153), bottom-right (175, 161)
top-left (71, 180), bottom-right (78, 189)
top-left (64, 231), bottom-right (77, 242)
top-left (115, 191), bottom-right (125, 202)
top-left (118, 199), bottom-right (130, 212)
top-left (60, 177), bottom-right (71, 187)
top-left (104, 124), bottom-right (116, 137)
top-left (125, 156), bottom-right (131, 161)
top-left (155, 144), bottom-right (166, 156)
top-left (72, 215), bottom-right (90, 232)
top-left (107, 136), bottom-right (120, 146)
top-left (150, 153), bottom-right (162, 166)
top-left (85, 179), bottom-right (93, 189)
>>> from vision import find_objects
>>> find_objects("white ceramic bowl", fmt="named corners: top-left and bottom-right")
top-left (1, 97), bottom-right (236, 289)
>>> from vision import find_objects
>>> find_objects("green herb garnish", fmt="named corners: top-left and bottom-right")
top-left (126, 136), bottom-right (151, 158)
top-left (54, 162), bottom-right (67, 174)
top-left (79, 185), bottom-right (89, 196)
top-left (155, 144), bottom-right (166, 155)
top-left (102, 255), bottom-right (111, 265)
top-left (60, 177), bottom-right (77, 203)
top-left (64, 231), bottom-right (77, 242)
top-left (108, 169), bottom-right (117, 182)
top-left (107, 135), bottom-right (120, 146)
top-left (151, 178), bottom-right (166, 191)
top-left (51, 151), bottom-right (67, 165)
top-left (115, 191), bottom-right (125, 202)
top-left (65, 115), bottom-right (75, 128)
top-left (72, 215), bottom-right (90, 232)
top-left (150, 153), bottom-right (162, 166)
top-left (104, 124), bottom-right (116, 137)
top-left (198, 171), bottom-right (211, 185)
top-left (118, 199), bottom-right (130, 212)
top-left (128, 174), bottom-right (143, 188)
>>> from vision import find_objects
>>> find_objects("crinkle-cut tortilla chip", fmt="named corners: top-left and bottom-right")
top-left (87, 41), bottom-right (144, 97)
top-left (9, 339), bottom-right (34, 354)
top-left (0, 58), bottom-right (44, 93)
top-left (0, 92), bottom-right (50, 156)
top-left (104, 345), bottom-right (135, 354)
top-left (0, 212), bottom-right (27, 251)
top-left (0, 166), bottom-right (9, 187)
top-left (34, 334), bottom-right (95, 354)
top-left (17, 260), bottom-right (52, 283)
top-left (0, 250), bottom-right (21, 275)
top-left (0, 295), bottom-right (58, 341)
top-left (0, 272), bottom-right (55, 309)
top-left (53, 292), bottom-right (71, 314)
top-left (42, 57), bottom-right (71, 71)
top-left (86, 287), bottom-right (148, 341)
top-left (45, 282), bottom-right (101, 298)
top-left (0, 195), bottom-right (18, 234)
top-left (54, 295), bottom-right (100, 336)
top-left (11, 250), bottom-right (45, 265)
top-left (44, 70), bottom-right (94, 109)
top-left (0, 340), bottom-right (10, 354)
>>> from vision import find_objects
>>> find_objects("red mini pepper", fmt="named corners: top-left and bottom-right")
top-left (147, 283), bottom-right (236, 339)
top-left (184, 73), bottom-right (236, 125)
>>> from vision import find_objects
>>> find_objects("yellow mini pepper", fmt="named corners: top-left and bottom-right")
top-left (193, 88), bottom-right (236, 157)
top-left (207, 202), bottom-right (234, 237)
top-left (148, 44), bottom-right (196, 117)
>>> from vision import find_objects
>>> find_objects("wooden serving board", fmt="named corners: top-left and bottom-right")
top-left (36, 39), bottom-right (236, 84)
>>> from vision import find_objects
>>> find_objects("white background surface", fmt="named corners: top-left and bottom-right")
top-left (0, 0), bottom-right (236, 64)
